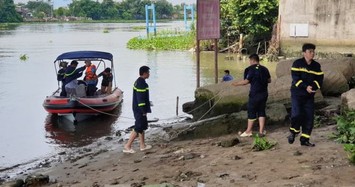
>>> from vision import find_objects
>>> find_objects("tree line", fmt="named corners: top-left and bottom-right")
top-left (0, 0), bottom-right (185, 21)
top-left (0, 0), bottom-right (23, 23)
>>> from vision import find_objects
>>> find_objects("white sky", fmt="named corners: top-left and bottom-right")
top-left (14, 0), bottom-right (196, 8)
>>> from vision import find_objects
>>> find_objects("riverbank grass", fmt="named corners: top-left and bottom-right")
top-left (0, 23), bottom-right (21, 30)
top-left (127, 31), bottom-right (195, 50)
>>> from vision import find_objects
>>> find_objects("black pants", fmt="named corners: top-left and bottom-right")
top-left (86, 85), bottom-right (97, 96)
top-left (134, 112), bottom-right (148, 133)
top-left (290, 95), bottom-right (314, 142)
top-left (247, 93), bottom-right (268, 120)
top-left (60, 84), bottom-right (66, 97)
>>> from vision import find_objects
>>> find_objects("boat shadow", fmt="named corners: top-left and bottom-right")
top-left (44, 105), bottom-right (122, 147)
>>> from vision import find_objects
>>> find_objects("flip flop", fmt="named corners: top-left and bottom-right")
top-left (240, 132), bottom-right (253, 137)
top-left (140, 144), bottom-right (152, 151)
top-left (122, 148), bottom-right (136, 154)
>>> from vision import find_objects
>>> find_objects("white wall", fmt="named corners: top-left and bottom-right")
top-left (279, 0), bottom-right (355, 54)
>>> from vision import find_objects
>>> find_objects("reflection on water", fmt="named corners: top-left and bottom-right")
top-left (44, 105), bottom-right (122, 147)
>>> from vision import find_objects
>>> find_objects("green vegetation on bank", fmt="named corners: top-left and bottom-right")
top-left (220, 0), bottom-right (278, 51)
top-left (252, 135), bottom-right (276, 151)
top-left (127, 31), bottom-right (195, 50)
top-left (0, 23), bottom-right (20, 29)
top-left (333, 110), bottom-right (355, 164)
top-left (0, 0), bottom-right (23, 23)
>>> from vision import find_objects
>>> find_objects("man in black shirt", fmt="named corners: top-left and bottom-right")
top-left (232, 54), bottom-right (271, 137)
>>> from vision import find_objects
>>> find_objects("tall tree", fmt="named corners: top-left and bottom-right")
top-left (154, 0), bottom-right (173, 19)
top-left (101, 0), bottom-right (118, 19)
top-left (220, 0), bottom-right (278, 50)
top-left (26, 1), bottom-right (52, 18)
top-left (118, 0), bottom-right (151, 20)
top-left (69, 0), bottom-right (101, 20)
top-left (0, 0), bottom-right (23, 23)
top-left (54, 7), bottom-right (69, 17)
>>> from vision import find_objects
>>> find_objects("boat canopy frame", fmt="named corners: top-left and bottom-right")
top-left (53, 50), bottom-right (117, 89)
top-left (54, 51), bottom-right (113, 62)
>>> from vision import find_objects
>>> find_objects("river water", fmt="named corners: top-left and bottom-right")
top-left (0, 22), bottom-right (276, 172)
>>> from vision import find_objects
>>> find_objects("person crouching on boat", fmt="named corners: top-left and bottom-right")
top-left (57, 61), bottom-right (68, 97)
top-left (63, 60), bottom-right (86, 97)
top-left (84, 60), bottom-right (98, 96)
top-left (98, 67), bottom-right (113, 94)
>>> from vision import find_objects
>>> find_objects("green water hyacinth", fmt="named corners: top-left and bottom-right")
top-left (20, 54), bottom-right (28, 61)
top-left (127, 31), bottom-right (195, 50)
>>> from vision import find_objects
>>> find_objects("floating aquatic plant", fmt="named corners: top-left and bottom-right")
top-left (20, 54), bottom-right (28, 61)
top-left (103, 29), bottom-right (109, 33)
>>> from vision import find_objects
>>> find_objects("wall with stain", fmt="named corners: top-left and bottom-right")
top-left (279, 0), bottom-right (355, 56)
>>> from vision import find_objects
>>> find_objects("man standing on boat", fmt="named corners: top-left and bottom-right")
top-left (64, 60), bottom-right (86, 97)
top-left (123, 66), bottom-right (152, 153)
top-left (84, 60), bottom-right (98, 96)
top-left (57, 61), bottom-right (68, 96)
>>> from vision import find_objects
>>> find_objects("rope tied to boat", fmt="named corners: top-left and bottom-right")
top-left (72, 95), bottom-right (134, 119)
top-left (72, 86), bottom-right (228, 122)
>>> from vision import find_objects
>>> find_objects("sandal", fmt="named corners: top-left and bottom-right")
top-left (240, 132), bottom-right (253, 137)
top-left (140, 144), bottom-right (152, 151)
top-left (122, 148), bottom-right (136, 154)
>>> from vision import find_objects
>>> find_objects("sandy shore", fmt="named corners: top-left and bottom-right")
top-left (2, 124), bottom-right (355, 187)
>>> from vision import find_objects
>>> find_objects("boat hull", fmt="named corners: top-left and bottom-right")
top-left (43, 88), bottom-right (123, 114)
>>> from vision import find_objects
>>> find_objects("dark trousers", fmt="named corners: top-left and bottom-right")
top-left (86, 84), bottom-right (97, 96)
top-left (247, 93), bottom-right (268, 120)
top-left (290, 95), bottom-right (314, 142)
top-left (133, 112), bottom-right (148, 133)
top-left (60, 84), bottom-right (66, 97)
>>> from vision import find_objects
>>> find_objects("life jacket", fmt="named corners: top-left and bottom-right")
top-left (85, 65), bottom-right (98, 81)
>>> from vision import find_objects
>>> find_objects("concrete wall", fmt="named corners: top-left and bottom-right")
top-left (279, 0), bottom-right (355, 56)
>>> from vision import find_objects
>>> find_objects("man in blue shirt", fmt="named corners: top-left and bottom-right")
top-left (232, 54), bottom-right (271, 137)
top-left (222, 70), bottom-right (234, 82)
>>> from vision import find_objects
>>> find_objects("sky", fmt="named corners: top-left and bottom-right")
top-left (14, 0), bottom-right (196, 8)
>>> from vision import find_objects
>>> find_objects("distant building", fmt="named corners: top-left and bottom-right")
top-left (279, 0), bottom-right (355, 56)
top-left (16, 6), bottom-right (32, 19)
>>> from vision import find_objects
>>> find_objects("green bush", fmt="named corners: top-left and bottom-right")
top-left (334, 111), bottom-right (355, 144)
top-left (344, 144), bottom-right (355, 164)
top-left (252, 135), bottom-right (276, 151)
top-left (334, 110), bottom-right (355, 164)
